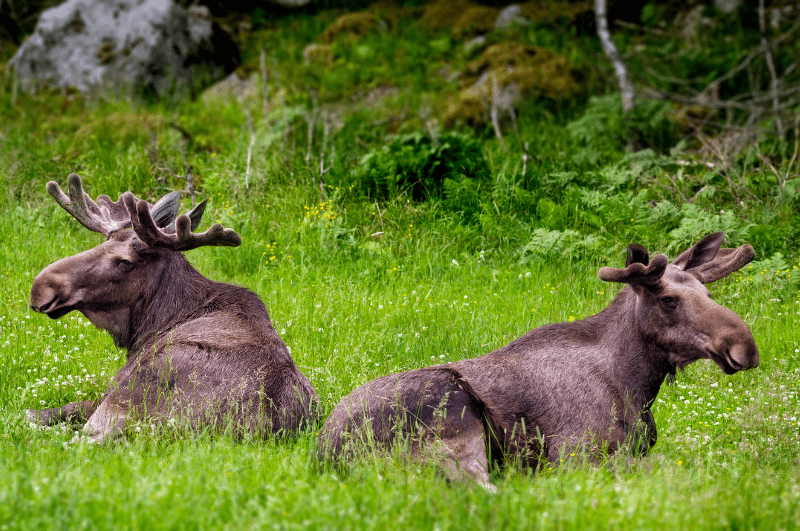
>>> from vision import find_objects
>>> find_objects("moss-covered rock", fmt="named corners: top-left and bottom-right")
top-left (443, 42), bottom-right (578, 126)
top-left (423, 0), bottom-right (498, 36)
top-left (302, 43), bottom-right (334, 64)
top-left (518, 0), bottom-right (593, 24)
top-left (422, 0), bottom-right (473, 29)
top-left (452, 6), bottom-right (500, 37)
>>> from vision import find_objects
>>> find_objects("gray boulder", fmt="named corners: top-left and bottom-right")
top-left (10, 0), bottom-right (239, 100)
top-left (712, 0), bottom-right (743, 14)
top-left (494, 4), bottom-right (530, 31)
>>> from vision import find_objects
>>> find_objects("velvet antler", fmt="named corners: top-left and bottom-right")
top-left (671, 232), bottom-right (755, 284)
top-left (124, 194), bottom-right (241, 251)
top-left (47, 173), bottom-right (131, 236)
top-left (598, 244), bottom-right (669, 289)
top-left (684, 244), bottom-right (755, 284)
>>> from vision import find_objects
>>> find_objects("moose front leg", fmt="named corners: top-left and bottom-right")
top-left (436, 413), bottom-right (493, 490)
top-left (26, 400), bottom-right (100, 427)
top-left (79, 398), bottom-right (128, 443)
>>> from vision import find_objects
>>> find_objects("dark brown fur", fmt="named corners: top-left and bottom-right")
top-left (318, 233), bottom-right (759, 486)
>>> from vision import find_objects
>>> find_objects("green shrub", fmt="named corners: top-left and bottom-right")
top-left (567, 94), bottom-right (677, 165)
top-left (357, 130), bottom-right (490, 206)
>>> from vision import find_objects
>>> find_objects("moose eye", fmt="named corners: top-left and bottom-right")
top-left (117, 259), bottom-right (134, 272)
top-left (660, 296), bottom-right (678, 310)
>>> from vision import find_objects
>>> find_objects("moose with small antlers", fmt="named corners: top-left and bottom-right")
top-left (318, 233), bottom-right (760, 486)
top-left (28, 173), bottom-right (318, 442)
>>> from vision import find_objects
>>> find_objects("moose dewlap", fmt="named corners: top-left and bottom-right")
top-left (27, 174), bottom-right (318, 442)
top-left (317, 233), bottom-right (759, 486)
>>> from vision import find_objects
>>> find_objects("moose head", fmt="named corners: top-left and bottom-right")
top-left (30, 173), bottom-right (240, 345)
top-left (598, 232), bottom-right (759, 375)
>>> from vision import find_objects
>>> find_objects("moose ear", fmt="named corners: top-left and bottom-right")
top-left (626, 243), bottom-right (649, 267)
top-left (186, 199), bottom-right (207, 232)
top-left (672, 232), bottom-right (724, 271)
top-left (599, 252), bottom-right (668, 290)
top-left (150, 191), bottom-right (181, 229)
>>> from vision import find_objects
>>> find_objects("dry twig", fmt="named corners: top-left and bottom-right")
top-left (490, 72), bottom-right (508, 153)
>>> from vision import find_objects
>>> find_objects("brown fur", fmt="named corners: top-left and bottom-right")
top-left (318, 233), bottom-right (759, 485)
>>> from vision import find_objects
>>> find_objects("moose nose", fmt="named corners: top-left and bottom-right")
top-left (729, 342), bottom-right (759, 371)
top-left (30, 283), bottom-right (57, 314)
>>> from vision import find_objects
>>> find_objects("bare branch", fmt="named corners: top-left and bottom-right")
top-left (245, 112), bottom-right (255, 192)
top-left (521, 141), bottom-right (530, 181)
top-left (185, 165), bottom-right (196, 207)
top-left (490, 72), bottom-right (508, 153)
top-left (319, 112), bottom-right (332, 196)
top-left (305, 91), bottom-right (318, 169)
top-left (595, 0), bottom-right (635, 113)
top-left (759, 0), bottom-right (785, 137)
top-left (259, 48), bottom-right (270, 117)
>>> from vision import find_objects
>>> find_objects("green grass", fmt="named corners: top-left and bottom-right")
top-left (1, 176), bottom-right (798, 529)
top-left (2, 7), bottom-right (800, 529)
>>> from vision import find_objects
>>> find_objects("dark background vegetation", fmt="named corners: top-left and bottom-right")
top-left (2, 0), bottom-right (798, 267)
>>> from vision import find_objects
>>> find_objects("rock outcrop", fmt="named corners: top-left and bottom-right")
top-left (443, 42), bottom-right (578, 126)
top-left (10, 0), bottom-right (239, 100)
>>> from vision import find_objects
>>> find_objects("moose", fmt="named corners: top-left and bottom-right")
top-left (318, 233), bottom-right (760, 486)
top-left (27, 173), bottom-right (318, 442)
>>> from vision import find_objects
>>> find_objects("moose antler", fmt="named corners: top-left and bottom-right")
top-left (671, 232), bottom-right (755, 284)
top-left (124, 194), bottom-right (241, 251)
top-left (598, 245), bottom-right (669, 288)
top-left (47, 173), bottom-right (131, 236)
top-left (686, 245), bottom-right (755, 284)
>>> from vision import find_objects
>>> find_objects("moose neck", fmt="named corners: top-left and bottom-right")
top-left (586, 288), bottom-right (674, 410)
top-left (124, 251), bottom-right (218, 352)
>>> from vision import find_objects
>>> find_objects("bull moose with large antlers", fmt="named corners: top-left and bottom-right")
top-left (318, 233), bottom-right (759, 486)
top-left (27, 174), bottom-right (318, 442)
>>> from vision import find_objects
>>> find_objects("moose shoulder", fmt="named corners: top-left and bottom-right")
top-left (28, 174), bottom-right (319, 442)
top-left (318, 233), bottom-right (759, 486)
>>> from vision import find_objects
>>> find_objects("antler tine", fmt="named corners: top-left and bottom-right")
top-left (126, 194), bottom-right (241, 251)
top-left (174, 215), bottom-right (242, 250)
top-left (47, 173), bottom-right (131, 236)
top-left (598, 253), bottom-right (669, 287)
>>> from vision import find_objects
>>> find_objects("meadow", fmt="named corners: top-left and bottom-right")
top-left (1, 4), bottom-right (800, 529)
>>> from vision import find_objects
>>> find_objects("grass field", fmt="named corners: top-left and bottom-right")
top-left (1, 161), bottom-right (798, 529)
top-left (1, 7), bottom-right (800, 527)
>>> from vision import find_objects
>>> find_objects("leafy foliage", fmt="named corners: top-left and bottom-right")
top-left (357, 130), bottom-right (489, 205)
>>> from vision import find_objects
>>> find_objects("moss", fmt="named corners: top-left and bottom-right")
top-left (452, 6), bottom-right (499, 37)
top-left (442, 42), bottom-right (578, 126)
top-left (422, 0), bottom-right (473, 29)
top-left (0, 38), bottom-right (17, 64)
top-left (234, 64), bottom-right (258, 79)
top-left (95, 39), bottom-right (116, 66)
top-left (73, 112), bottom-right (165, 143)
top-left (422, 0), bottom-right (498, 36)
top-left (367, 0), bottom-right (412, 27)
top-left (670, 103), bottom-right (718, 131)
top-left (318, 11), bottom-right (383, 44)
top-left (518, 0), bottom-right (593, 24)
top-left (302, 43), bottom-right (334, 65)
